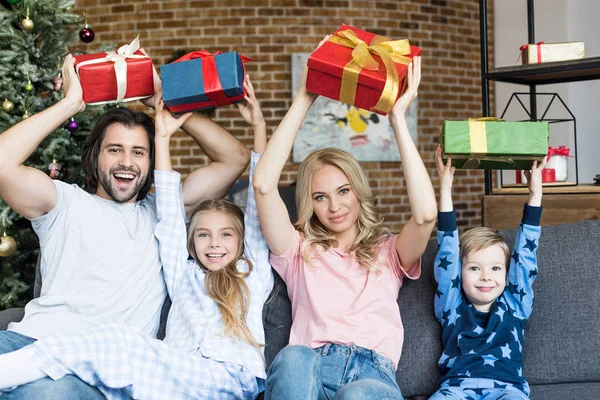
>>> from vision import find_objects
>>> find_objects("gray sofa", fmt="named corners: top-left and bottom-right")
top-left (2, 219), bottom-right (599, 399)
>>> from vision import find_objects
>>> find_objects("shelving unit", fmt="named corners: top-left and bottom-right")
top-left (478, 0), bottom-right (600, 228)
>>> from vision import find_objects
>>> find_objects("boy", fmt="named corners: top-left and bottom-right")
top-left (430, 146), bottom-right (546, 399)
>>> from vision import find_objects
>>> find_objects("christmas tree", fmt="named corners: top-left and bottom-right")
top-left (0, 0), bottom-right (107, 308)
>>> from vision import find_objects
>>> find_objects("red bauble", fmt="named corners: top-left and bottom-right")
top-left (79, 27), bottom-right (95, 43)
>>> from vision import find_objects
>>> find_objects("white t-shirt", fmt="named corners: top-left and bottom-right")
top-left (9, 180), bottom-right (167, 339)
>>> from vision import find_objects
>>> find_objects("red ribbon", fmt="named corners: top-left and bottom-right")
top-left (167, 51), bottom-right (252, 112)
top-left (548, 146), bottom-right (572, 158)
top-left (518, 41), bottom-right (544, 63)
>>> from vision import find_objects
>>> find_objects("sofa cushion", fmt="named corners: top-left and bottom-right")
top-left (530, 382), bottom-right (600, 400)
top-left (396, 239), bottom-right (442, 397)
top-left (499, 219), bottom-right (600, 386)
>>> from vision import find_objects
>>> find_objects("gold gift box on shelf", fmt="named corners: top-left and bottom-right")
top-left (521, 41), bottom-right (585, 65)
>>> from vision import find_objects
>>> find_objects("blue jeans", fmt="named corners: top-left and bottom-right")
top-left (265, 344), bottom-right (404, 400)
top-left (0, 331), bottom-right (105, 400)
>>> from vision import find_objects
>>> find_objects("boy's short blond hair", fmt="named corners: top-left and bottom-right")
top-left (459, 227), bottom-right (511, 268)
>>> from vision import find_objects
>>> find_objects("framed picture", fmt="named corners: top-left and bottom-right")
top-left (291, 53), bottom-right (418, 163)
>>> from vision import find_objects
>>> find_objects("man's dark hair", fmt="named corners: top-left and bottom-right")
top-left (82, 108), bottom-right (155, 200)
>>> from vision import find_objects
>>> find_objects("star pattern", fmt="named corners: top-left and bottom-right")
top-left (451, 275), bottom-right (461, 289)
top-left (443, 230), bottom-right (454, 237)
top-left (495, 307), bottom-right (505, 322)
top-left (438, 256), bottom-right (452, 270)
top-left (482, 354), bottom-right (498, 367)
top-left (511, 327), bottom-right (519, 342)
top-left (517, 288), bottom-right (527, 301)
top-left (528, 268), bottom-right (538, 279)
top-left (447, 357), bottom-right (456, 368)
top-left (439, 352), bottom-right (449, 365)
top-left (524, 238), bottom-right (537, 252)
top-left (500, 343), bottom-right (512, 358)
top-left (436, 288), bottom-right (444, 298)
top-left (511, 250), bottom-right (519, 264)
top-left (447, 309), bottom-right (461, 326)
top-left (507, 282), bottom-right (519, 295)
top-left (486, 332), bottom-right (496, 343)
top-left (473, 325), bottom-right (484, 334)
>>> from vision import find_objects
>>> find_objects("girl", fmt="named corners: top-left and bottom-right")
top-left (253, 39), bottom-right (437, 400)
top-left (0, 76), bottom-right (273, 400)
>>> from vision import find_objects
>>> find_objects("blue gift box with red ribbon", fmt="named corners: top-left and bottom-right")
top-left (161, 51), bottom-right (251, 113)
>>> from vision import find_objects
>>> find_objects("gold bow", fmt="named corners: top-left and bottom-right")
top-left (328, 29), bottom-right (412, 114)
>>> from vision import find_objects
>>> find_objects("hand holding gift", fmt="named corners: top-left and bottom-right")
top-left (60, 54), bottom-right (85, 114)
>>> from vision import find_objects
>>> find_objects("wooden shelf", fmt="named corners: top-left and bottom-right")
top-left (483, 193), bottom-right (600, 230)
top-left (486, 56), bottom-right (600, 85)
top-left (492, 184), bottom-right (600, 195)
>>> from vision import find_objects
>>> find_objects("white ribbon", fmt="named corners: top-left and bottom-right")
top-left (76, 36), bottom-right (150, 104)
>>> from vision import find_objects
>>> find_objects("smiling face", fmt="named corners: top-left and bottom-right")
top-left (310, 164), bottom-right (360, 243)
top-left (192, 209), bottom-right (241, 272)
top-left (461, 244), bottom-right (507, 312)
top-left (95, 123), bottom-right (151, 203)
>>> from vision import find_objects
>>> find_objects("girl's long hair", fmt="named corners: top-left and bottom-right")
top-left (187, 199), bottom-right (261, 350)
top-left (295, 148), bottom-right (390, 271)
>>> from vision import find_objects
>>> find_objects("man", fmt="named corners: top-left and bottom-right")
top-left (0, 54), bottom-right (250, 399)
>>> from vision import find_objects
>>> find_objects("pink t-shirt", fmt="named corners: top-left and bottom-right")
top-left (270, 230), bottom-right (421, 367)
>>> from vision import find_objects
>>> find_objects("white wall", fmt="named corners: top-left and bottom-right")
top-left (494, 0), bottom-right (599, 183)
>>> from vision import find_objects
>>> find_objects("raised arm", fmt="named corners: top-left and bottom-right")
top-left (433, 147), bottom-right (462, 323)
top-left (238, 76), bottom-right (274, 294)
top-left (153, 99), bottom-right (193, 296)
top-left (389, 57), bottom-right (437, 271)
top-left (252, 39), bottom-right (328, 256)
top-left (505, 158), bottom-right (545, 320)
top-left (0, 55), bottom-right (84, 219)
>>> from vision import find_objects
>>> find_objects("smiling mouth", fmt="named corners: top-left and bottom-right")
top-left (113, 172), bottom-right (137, 184)
top-left (476, 287), bottom-right (495, 292)
top-left (206, 253), bottom-right (226, 262)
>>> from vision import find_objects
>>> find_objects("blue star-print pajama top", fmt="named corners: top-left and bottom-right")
top-left (430, 205), bottom-right (542, 400)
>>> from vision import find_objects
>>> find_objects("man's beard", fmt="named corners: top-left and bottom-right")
top-left (98, 167), bottom-right (146, 203)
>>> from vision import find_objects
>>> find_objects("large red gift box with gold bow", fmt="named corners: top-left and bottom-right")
top-left (73, 37), bottom-right (154, 104)
top-left (306, 25), bottom-right (421, 116)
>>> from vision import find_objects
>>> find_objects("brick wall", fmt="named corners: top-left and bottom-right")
top-left (75, 0), bottom-right (493, 232)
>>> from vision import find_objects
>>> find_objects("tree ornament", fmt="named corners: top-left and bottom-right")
top-left (22, 110), bottom-right (30, 119)
top-left (24, 79), bottom-right (34, 92)
top-left (21, 7), bottom-right (34, 31)
top-left (79, 11), bottom-right (95, 43)
top-left (2, 99), bottom-right (14, 113)
top-left (53, 75), bottom-right (63, 91)
top-left (0, 232), bottom-right (17, 257)
top-left (48, 159), bottom-right (62, 179)
top-left (66, 117), bottom-right (79, 132)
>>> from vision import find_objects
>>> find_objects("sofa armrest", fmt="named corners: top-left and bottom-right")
top-left (0, 308), bottom-right (25, 330)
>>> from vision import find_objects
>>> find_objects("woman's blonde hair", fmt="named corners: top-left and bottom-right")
top-left (459, 227), bottom-right (510, 268)
top-left (295, 148), bottom-right (390, 270)
top-left (187, 199), bottom-right (262, 350)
